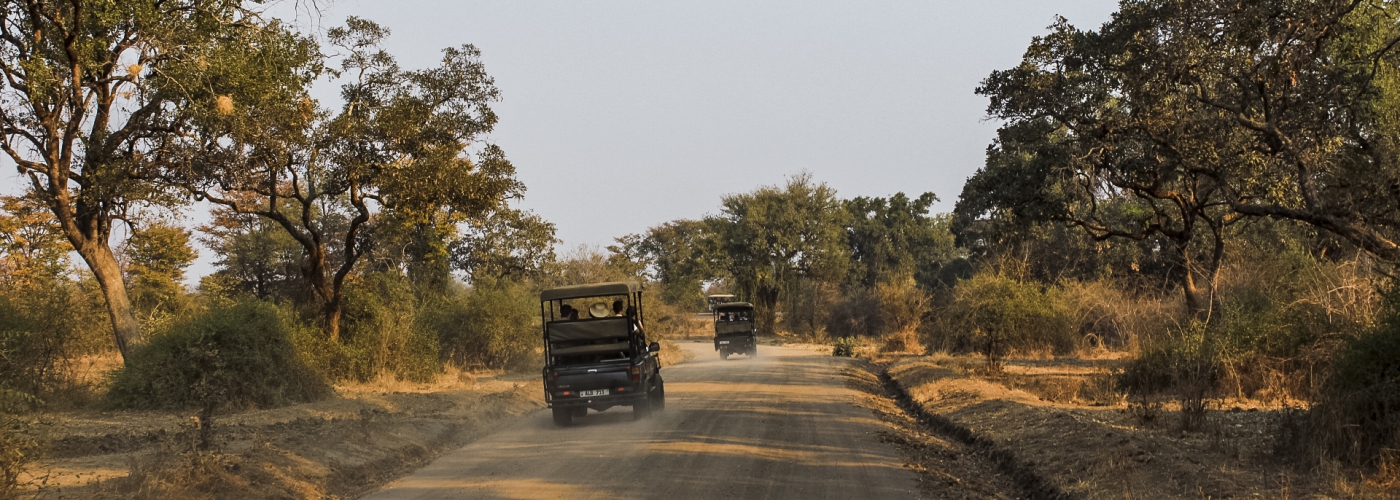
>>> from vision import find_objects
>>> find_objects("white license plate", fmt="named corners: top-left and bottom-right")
top-left (579, 389), bottom-right (609, 397)
top-left (719, 340), bottom-right (730, 344)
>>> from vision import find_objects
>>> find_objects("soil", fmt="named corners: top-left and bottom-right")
top-left (882, 354), bottom-right (1399, 499)
top-left (16, 375), bottom-right (544, 499)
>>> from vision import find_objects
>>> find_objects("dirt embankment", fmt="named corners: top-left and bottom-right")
top-left (882, 355), bottom-right (1394, 500)
top-left (19, 377), bottom-right (544, 499)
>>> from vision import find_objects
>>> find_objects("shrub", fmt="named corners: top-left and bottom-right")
top-left (924, 270), bottom-right (1077, 359)
top-left (106, 300), bottom-right (331, 410)
top-left (1116, 323), bottom-right (1221, 430)
top-left (1293, 292), bottom-right (1400, 467)
top-left (428, 277), bottom-right (538, 372)
top-left (336, 272), bottom-right (443, 382)
top-left (832, 336), bottom-right (858, 357)
top-left (0, 276), bottom-right (108, 406)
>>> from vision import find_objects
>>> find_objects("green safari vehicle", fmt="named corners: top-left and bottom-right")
top-left (713, 302), bottom-right (757, 360)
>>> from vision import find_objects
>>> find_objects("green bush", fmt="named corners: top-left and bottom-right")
top-left (337, 273), bottom-right (443, 382)
top-left (925, 271), bottom-right (1077, 357)
top-left (427, 277), bottom-right (538, 372)
top-left (106, 300), bottom-right (331, 410)
top-left (832, 336), bottom-right (858, 357)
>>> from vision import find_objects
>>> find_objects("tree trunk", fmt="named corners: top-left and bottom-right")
top-left (323, 300), bottom-right (343, 343)
top-left (1176, 240), bottom-right (1207, 319)
top-left (77, 242), bottom-right (143, 363)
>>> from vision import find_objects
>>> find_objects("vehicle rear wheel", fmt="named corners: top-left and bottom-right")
top-left (632, 397), bottom-right (652, 419)
top-left (571, 407), bottom-right (587, 418)
top-left (652, 378), bottom-right (666, 412)
top-left (552, 407), bottom-right (572, 427)
top-left (720, 351), bottom-right (729, 360)
top-left (749, 347), bottom-right (758, 358)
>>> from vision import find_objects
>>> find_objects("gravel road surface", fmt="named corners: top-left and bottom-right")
top-left (362, 341), bottom-right (922, 499)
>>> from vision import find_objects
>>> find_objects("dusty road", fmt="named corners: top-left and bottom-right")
top-left (362, 342), bottom-right (922, 499)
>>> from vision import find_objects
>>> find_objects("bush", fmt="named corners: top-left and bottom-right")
top-left (0, 276), bottom-right (109, 407)
top-left (1116, 323), bottom-right (1221, 430)
top-left (107, 300), bottom-right (331, 410)
top-left (1292, 291), bottom-right (1400, 467)
top-left (336, 273), bottom-right (443, 382)
top-left (832, 336), bottom-right (858, 357)
top-left (428, 277), bottom-right (538, 372)
top-left (924, 270), bottom-right (1077, 359)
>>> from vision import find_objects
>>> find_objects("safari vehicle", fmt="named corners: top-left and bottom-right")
top-left (706, 294), bottom-right (735, 312)
top-left (540, 281), bottom-right (665, 427)
top-left (713, 302), bottom-right (757, 360)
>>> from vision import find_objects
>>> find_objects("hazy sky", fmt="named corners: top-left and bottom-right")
top-left (2, 1), bottom-right (1123, 281)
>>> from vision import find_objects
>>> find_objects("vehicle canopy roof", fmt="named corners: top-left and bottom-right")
top-left (713, 302), bottom-right (754, 312)
top-left (540, 281), bottom-right (641, 302)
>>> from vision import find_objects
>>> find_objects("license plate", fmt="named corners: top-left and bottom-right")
top-left (719, 340), bottom-right (730, 344)
top-left (579, 389), bottom-right (608, 397)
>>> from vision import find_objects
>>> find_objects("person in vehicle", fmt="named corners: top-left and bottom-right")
top-left (625, 305), bottom-right (644, 333)
top-left (559, 304), bottom-right (578, 321)
top-left (612, 300), bottom-right (625, 316)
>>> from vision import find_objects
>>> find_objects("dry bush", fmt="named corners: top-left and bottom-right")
top-left (1060, 279), bottom-right (1173, 353)
top-left (0, 414), bottom-right (38, 500)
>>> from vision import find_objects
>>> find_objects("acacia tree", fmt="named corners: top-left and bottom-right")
top-left (0, 0), bottom-right (316, 362)
top-left (174, 18), bottom-right (522, 340)
top-left (708, 173), bottom-right (850, 331)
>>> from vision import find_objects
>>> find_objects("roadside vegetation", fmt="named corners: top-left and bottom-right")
top-left (3, 0), bottom-right (1400, 497)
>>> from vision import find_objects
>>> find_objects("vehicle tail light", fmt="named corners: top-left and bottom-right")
top-left (616, 387), bottom-right (626, 392)
top-left (561, 391), bottom-right (572, 396)
top-left (629, 365), bottom-right (641, 382)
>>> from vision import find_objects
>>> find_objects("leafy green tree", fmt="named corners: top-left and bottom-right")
top-left (0, 0), bottom-right (317, 362)
top-left (610, 219), bottom-right (715, 309)
top-left (845, 192), bottom-right (958, 290)
top-left (124, 222), bottom-right (197, 315)
top-left (452, 207), bottom-right (559, 283)
top-left (173, 18), bottom-right (523, 340)
top-left (708, 173), bottom-right (851, 331)
top-left (961, 0), bottom-right (1400, 319)
top-left (198, 199), bottom-right (306, 301)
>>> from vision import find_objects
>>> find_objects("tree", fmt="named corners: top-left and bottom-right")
top-left (0, 0), bottom-right (317, 362)
top-left (960, 0), bottom-right (1400, 319)
top-left (708, 173), bottom-right (851, 331)
top-left (173, 18), bottom-right (523, 340)
top-left (844, 192), bottom-right (957, 290)
top-left (610, 219), bottom-right (715, 309)
top-left (0, 195), bottom-right (70, 287)
top-left (198, 199), bottom-right (306, 301)
top-left (452, 207), bottom-right (558, 283)
top-left (124, 222), bottom-right (196, 315)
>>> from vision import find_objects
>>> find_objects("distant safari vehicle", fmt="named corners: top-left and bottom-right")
top-left (706, 294), bottom-right (735, 312)
top-left (539, 281), bottom-right (665, 427)
top-left (713, 302), bottom-right (757, 360)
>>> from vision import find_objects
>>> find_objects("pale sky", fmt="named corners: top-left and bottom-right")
top-left (1, 1), bottom-right (1123, 282)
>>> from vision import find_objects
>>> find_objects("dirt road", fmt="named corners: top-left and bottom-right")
top-left (362, 342), bottom-right (922, 499)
